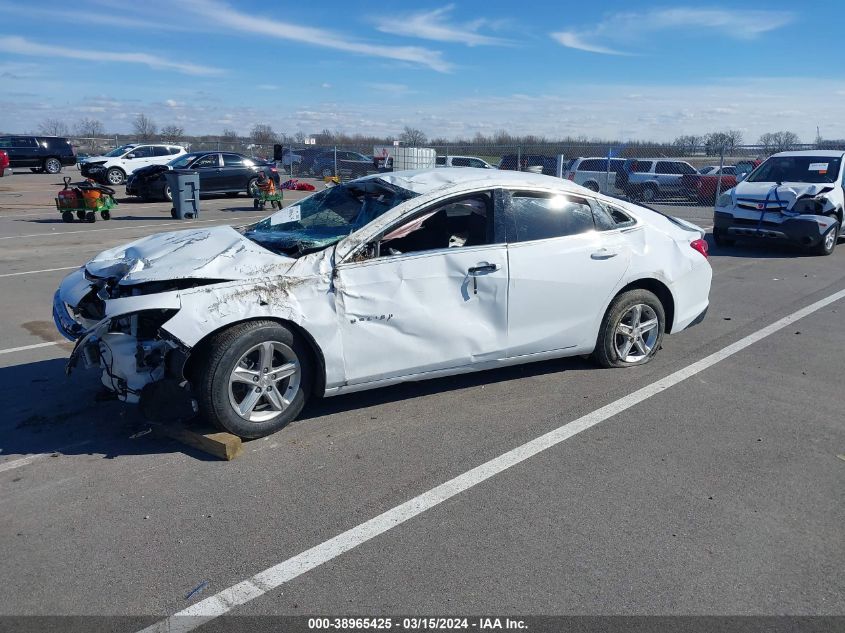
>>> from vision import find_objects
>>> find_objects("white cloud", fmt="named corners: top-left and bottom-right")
top-left (178, 0), bottom-right (452, 72)
top-left (551, 32), bottom-right (631, 56)
top-left (552, 7), bottom-right (794, 55)
top-left (0, 36), bottom-right (223, 75)
top-left (321, 83), bottom-right (332, 89)
top-left (374, 4), bottom-right (511, 47)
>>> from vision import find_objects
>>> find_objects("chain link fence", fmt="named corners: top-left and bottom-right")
top-left (67, 136), bottom-right (845, 207)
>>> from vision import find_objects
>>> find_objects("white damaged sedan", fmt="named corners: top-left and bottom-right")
top-left (54, 169), bottom-right (712, 438)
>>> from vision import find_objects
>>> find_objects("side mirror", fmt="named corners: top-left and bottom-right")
top-left (126, 153), bottom-right (136, 159)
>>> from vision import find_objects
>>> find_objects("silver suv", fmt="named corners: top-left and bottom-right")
top-left (615, 159), bottom-right (698, 202)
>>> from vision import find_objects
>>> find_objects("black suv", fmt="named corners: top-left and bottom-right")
top-left (0, 136), bottom-right (77, 174)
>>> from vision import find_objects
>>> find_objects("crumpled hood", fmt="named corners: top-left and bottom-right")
top-left (86, 225), bottom-right (294, 285)
top-left (733, 181), bottom-right (833, 205)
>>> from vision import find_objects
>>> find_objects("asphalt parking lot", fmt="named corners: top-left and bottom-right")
top-left (0, 171), bottom-right (842, 631)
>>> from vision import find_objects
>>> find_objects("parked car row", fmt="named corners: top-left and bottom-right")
top-left (125, 151), bottom-right (280, 201)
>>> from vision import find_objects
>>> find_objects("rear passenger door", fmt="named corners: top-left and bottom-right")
top-left (220, 153), bottom-right (252, 191)
top-left (505, 191), bottom-right (631, 357)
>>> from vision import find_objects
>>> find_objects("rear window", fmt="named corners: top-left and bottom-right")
top-left (594, 201), bottom-right (636, 230)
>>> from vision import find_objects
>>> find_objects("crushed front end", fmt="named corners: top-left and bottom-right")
top-left (54, 267), bottom-right (190, 406)
top-left (714, 184), bottom-right (840, 247)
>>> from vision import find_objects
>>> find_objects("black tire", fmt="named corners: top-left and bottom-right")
top-left (592, 289), bottom-right (666, 369)
top-left (639, 184), bottom-right (658, 202)
top-left (163, 184), bottom-right (172, 202)
top-left (101, 210), bottom-right (110, 221)
top-left (61, 211), bottom-right (73, 223)
top-left (713, 228), bottom-right (735, 247)
top-left (194, 320), bottom-right (313, 438)
top-left (105, 167), bottom-right (125, 185)
top-left (85, 211), bottom-right (96, 223)
top-left (43, 158), bottom-right (62, 174)
top-left (253, 198), bottom-right (259, 209)
top-left (812, 219), bottom-right (839, 256)
top-left (584, 181), bottom-right (600, 192)
top-left (170, 208), bottom-right (178, 219)
top-left (246, 177), bottom-right (259, 197)
top-left (76, 210), bottom-right (86, 221)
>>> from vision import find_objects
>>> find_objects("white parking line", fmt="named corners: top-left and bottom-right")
top-left (0, 341), bottom-right (62, 355)
top-left (0, 440), bottom-right (93, 473)
top-left (0, 266), bottom-right (79, 278)
top-left (138, 286), bottom-right (845, 633)
top-left (0, 214), bottom-right (266, 240)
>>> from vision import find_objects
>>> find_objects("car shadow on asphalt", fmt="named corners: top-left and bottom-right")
top-left (0, 358), bottom-right (220, 462)
top-left (0, 355), bottom-right (598, 463)
top-left (298, 355), bottom-right (596, 421)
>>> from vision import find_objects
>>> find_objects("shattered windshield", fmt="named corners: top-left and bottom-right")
top-left (243, 179), bottom-right (418, 257)
top-left (105, 144), bottom-right (135, 157)
top-left (746, 156), bottom-right (842, 184)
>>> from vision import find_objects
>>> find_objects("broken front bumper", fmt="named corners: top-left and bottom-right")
top-left (714, 210), bottom-right (835, 246)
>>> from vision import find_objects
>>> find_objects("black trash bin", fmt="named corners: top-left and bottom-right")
top-left (165, 169), bottom-right (200, 219)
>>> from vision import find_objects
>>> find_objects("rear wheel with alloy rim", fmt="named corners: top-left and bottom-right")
top-left (593, 289), bottom-right (665, 368)
top-left (43, 157), bottom-right (62, 174)
top-left (163, 184), bottom-right (172, 202)
top-left (195, 320), bottom-right (312, 438)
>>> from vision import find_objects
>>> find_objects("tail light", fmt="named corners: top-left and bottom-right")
top-left (690, 238), bottom-right (709, 258)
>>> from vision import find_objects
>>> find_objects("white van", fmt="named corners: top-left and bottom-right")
top-left (564, 156), bottom-right (626, 194)
top-left (79, 143), bottom-right (186, 185)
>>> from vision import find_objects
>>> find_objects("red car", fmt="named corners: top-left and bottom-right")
top-left (682, 160), bottom-right (761, 203)
top-left (0, 150), bottom-right (9, 177)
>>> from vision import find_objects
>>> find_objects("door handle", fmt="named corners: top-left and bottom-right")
top-left (467, 263), bottom-right (500, 275)
top-left (591, 248), bottom-right (620, 260)
top-left (467, 263), bottom-right (500, 295)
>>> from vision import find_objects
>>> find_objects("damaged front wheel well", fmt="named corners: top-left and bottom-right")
top-left (183, 317), bottom-right (327, 398)
top-left (615, 278), bottom-right (675, 333)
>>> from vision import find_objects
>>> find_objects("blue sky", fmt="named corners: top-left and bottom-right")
top-left (0, 0), bottom-right (841, 142)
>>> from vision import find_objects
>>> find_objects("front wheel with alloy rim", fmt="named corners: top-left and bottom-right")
top-left (812, 219), bottom-right (839, 256)
top-left (163, 184), bottom-right (172, 202)
top-left (43, 157), bottom-right (62, 174)
top-left (106, 167), bottom-right (125, 185)
top-left (194, 320), bottom-right (313, 438)
top-left (593, 289), bottom-right (666, 368)
top-left (246, 177), bottom-right (259, 197)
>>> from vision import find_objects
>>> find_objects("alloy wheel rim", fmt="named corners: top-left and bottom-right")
top-left (108, 170), bottom-right (123, 184)
top-left (614, 304), bottom-right (659, 363)
top-left (227, 341), bottom-right (300, 422)
top-left (46, 158), bottom-right (60, 173)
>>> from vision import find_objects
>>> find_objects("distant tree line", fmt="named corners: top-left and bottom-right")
top-left (25, 115), bottom-right (817, 158)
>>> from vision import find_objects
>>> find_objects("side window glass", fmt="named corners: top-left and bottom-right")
top-left (152, 146), bottom-right (170, 157)
top-left (452, 157), bottom-right (471, 167)
top-left (632, 161), bottom-right (652, 173)
top-left (656, 161), bottom-right (676, 174)
top-left (678, 163), bottom-right (697, 174)
top-left (511, 192), bottom-right (595, 242)
top-left (378, 193), bottom-right (494, 257)
top-left (192, 154), bottom-right (220, 168)
top-left (222, 153), bottom-right (246, 167)
top-left (130, 146), bottom-right (153, 158)
top-left (435, 156), bottom-right (446, 166)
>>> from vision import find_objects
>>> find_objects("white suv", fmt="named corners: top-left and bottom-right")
top-left (435, 155), bottom-right (495, 169)
top-left (79, 144), bottom-right (186, 185)
top-left (564, 157), bottom-right (626, 194)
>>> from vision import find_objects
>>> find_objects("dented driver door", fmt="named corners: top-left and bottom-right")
top-left (333, 243), bottom-right (509, 387)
